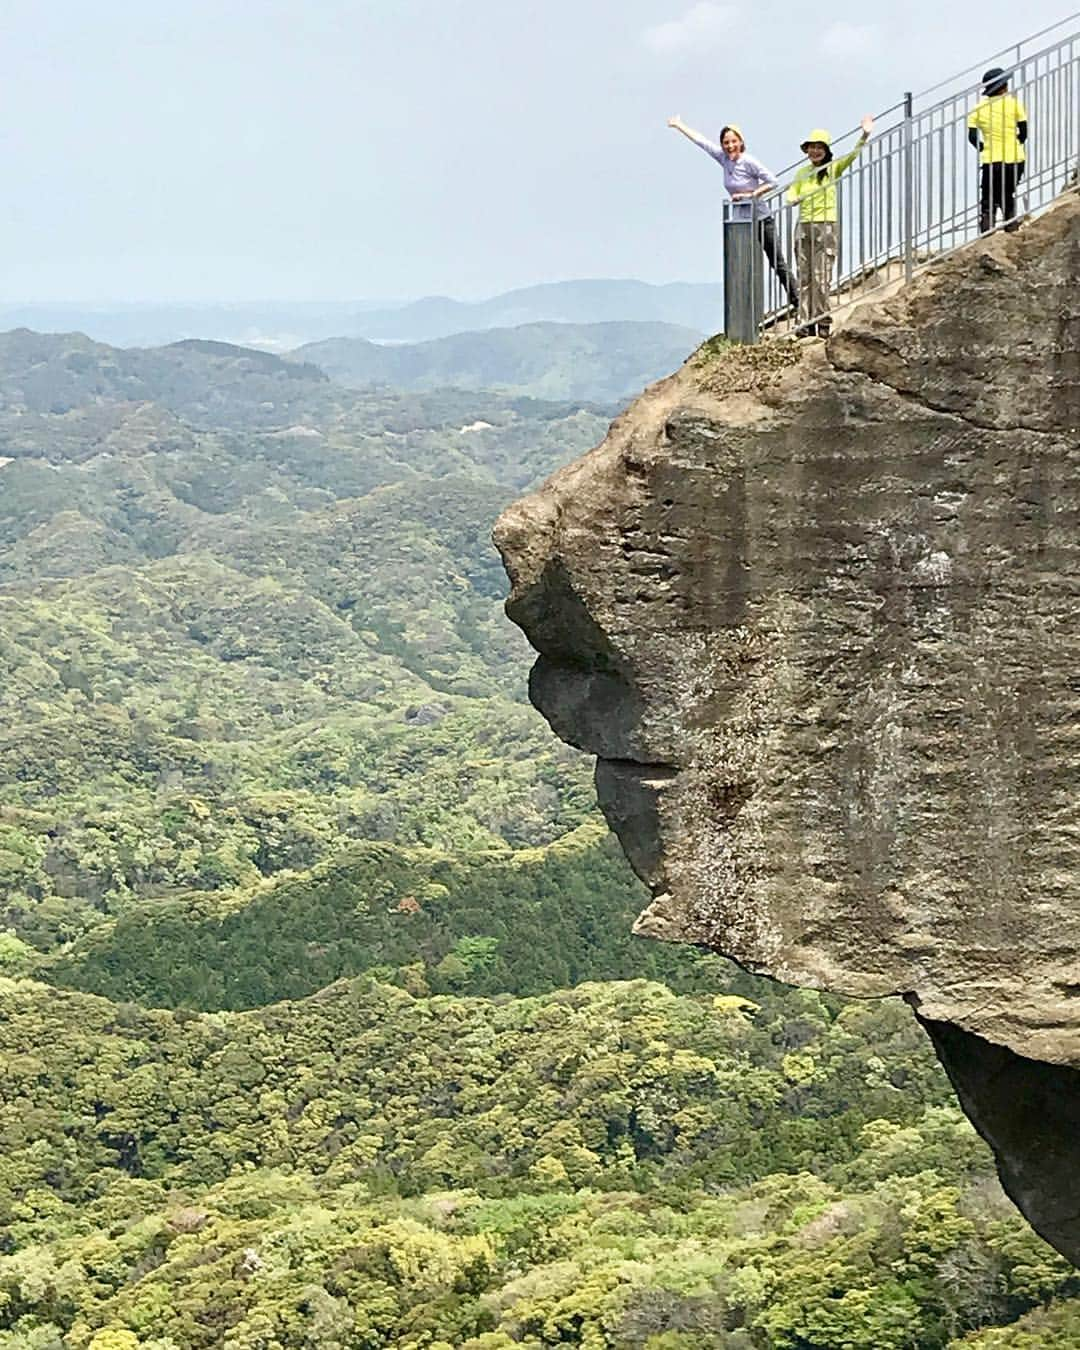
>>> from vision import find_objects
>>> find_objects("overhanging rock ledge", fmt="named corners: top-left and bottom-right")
top-left (494, 192), bottom-right (1080, 1263)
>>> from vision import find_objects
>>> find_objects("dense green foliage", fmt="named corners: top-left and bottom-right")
top-left (46, 825), bottom-right (723, 1011)
top-left (4, 327), bottom-right (1079, 1347)
top-left (0, 331), bottom-right (609, 950)
top-left (2, 976), bottom-right (1078, 1349)
top-left (297, 322), bottom-right (701, 403)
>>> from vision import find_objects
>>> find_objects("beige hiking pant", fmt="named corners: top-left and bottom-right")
top-left (795, 222), bottom-right (837, 326)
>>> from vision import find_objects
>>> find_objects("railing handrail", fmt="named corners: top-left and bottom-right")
top-left (773, 102), bottom-right (904, 182)
top-left (915, 9), bottom-right (1080, 100)
top-left (721, 15), bottom-right (1080, 343)
top-left (773, 16), bottom-right (1080, 183)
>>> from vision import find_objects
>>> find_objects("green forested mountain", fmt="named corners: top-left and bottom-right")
top-left (0, 330), bottom-right (328, 426)
top-left (296, 322), bottom-right (702, 403)
top-left (3, 325), bottom-right (1080, 1349)
top-left (0, 329), bottom-right (614, 954)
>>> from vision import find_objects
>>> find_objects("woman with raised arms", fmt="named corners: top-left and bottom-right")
top-left (668, 115), bottom-right (796, 308)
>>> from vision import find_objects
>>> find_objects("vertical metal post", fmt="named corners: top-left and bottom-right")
top-left (723, 201), bottom-right (763, 344)
top-left (1071, 40), bottom-right (1077, 183)
top-left (903, 90), bottom-right (915, 282)
top-left (950, 107), bottom-right (958, 246)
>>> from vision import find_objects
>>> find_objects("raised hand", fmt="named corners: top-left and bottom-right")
top-left (861, 114), bottom-right (874, 137)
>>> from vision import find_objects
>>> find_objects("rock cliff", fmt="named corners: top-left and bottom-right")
top-left (495, 191), bottom-right (1080, 1262)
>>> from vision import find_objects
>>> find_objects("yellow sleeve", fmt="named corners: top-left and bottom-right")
top-left (1016, 98), bottom-right (1028, 121)
top-left (832, 140), bottom-right (866, 177)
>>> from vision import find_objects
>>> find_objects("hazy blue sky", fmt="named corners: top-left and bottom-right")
top-left (0, 0), bottom-right (1071, 301)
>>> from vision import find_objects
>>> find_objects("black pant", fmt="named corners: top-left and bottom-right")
top-left (980, 162), bottom-right (1024, 233)
top-left (758, 217), bottom-right (796, 303)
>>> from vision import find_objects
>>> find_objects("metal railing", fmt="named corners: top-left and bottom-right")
top-left (723, 16), bottom-right (1080, 342)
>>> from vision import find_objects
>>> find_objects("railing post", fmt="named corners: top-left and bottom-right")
top-left (1075, 40), bottom-right (1080, 184)
top-left (903, 90), bottom-right (915, 282)
top-left (722, 200), bottom-right (763, 343)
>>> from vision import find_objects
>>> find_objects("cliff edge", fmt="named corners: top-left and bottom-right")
top-left (495, 192), bottom-right (1080, 1262)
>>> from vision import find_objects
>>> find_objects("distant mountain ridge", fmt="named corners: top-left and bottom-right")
top-left (0, 279), bottom-right (723, 350)
top-left (350, 278), bottom-right (724, 341)
top-left (297, 320), bottom-right (703, 403)
top-left (0, 301), bottom-right (394, 351)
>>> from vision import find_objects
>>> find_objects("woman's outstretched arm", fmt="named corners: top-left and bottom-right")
top-left (832, 115), bottom-right (875, 176)
top-left (668, 115), bottom-right (724, 163)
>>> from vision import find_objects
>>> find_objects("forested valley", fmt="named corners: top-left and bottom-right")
top-left (2, 329), bottom-right (1079, 1348)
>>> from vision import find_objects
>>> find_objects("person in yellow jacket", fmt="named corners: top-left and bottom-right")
top-left (786, 115), bottom-right (874, 336)
top-left (968, 67), bottom-right (1028, 233)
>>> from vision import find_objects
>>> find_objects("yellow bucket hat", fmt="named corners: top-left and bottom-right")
top-left (800, 128), bottom-right (832, 152)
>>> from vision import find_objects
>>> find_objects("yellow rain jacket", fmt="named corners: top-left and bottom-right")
top-left (967, 94), bottom-right (1027, 164)
top-left (787, 132), bottom-right (868, 223)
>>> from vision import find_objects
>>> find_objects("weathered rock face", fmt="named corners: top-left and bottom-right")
top-left (495, 192), bottom-right (1080, 1262)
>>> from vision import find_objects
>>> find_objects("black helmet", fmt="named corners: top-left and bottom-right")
top-left (982, 66), bottom-right (1009, 94)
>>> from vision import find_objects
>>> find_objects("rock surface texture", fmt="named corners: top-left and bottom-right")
top-left (495, 192), bottom-right (1080, 1262)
